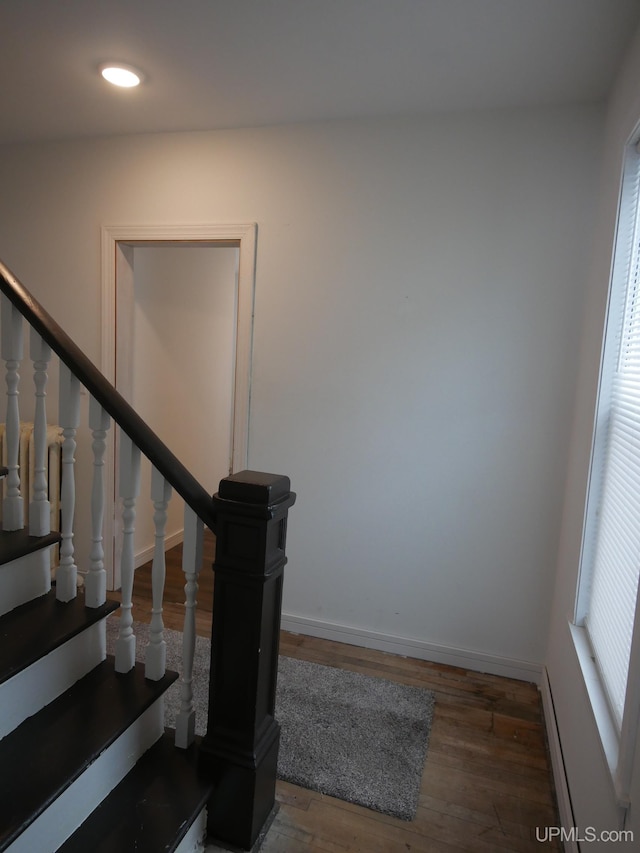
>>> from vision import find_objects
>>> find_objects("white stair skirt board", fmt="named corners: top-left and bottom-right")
top-left (175, 806), bottom-right (208, 853)
top-left (7, 700), bottom-right (165, 853)
top-left (281, 613), bottom-right (543, 685)
top-left (540, 667), bottom-right (579, 853)
top-left (0, 547), bottom-right (51, 617)
top-left (0, 620), bottom-right (106, 740)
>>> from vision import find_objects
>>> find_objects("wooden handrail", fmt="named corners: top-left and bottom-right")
top-left (0, 259), bottom-right (217, 531)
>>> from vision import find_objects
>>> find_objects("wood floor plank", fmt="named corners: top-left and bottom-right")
top-left (418, 795), bottom-right (547, 852)
top-left (425, 748), bottom-right (557, 804)
top-left (118, 533), bottom-right (561, 853)
top-left (431, 726), bottom-right (550, 774)
top-left (276, 781), bottom-right (315, 812)
top-left (284, 797), bottom-right (453, 853)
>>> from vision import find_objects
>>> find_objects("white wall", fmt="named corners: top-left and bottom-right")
top-left (546, 24), bottom-right (640, 847)
top-left (0, 105), bottom-right (602, 677)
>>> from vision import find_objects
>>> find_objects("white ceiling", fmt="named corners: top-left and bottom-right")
top-left (2, 0), bottom-right (640, 145)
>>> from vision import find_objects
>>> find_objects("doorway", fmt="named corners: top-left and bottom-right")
top-left (101, 224), bottom-right (257, 589)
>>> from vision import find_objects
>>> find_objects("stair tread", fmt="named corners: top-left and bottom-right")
top-left (0, 658), bottom-right (178, 852)
top-left (58, 731), bottom-right (213, 853)
top-left (0, 528), bottom-right (62, 566)
top-left (0, 588), bottom-right (119, 686)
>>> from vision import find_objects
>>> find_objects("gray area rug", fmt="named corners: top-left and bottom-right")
top-left (105, 617), bottom-right (435, 821)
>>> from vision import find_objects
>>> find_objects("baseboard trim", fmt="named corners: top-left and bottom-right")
top-left (540, 666), bottom-right (578, 853)
top-left (280, 613), bottom-right (542, 683)
top-left (135, 529), bottom-right (184, 570)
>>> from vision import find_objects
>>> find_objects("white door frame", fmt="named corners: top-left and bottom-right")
top-left (100, 223), bottom-right (257, 589)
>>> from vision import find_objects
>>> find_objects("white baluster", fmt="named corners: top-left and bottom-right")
top-left (145, 467), bottom-right (172, 681)
top-left (57, 362), bottom-right (80, 602)
top-left (29, 329), bottom-right (52, 536)
top-left (175, 505), bottom-right (204, 749)
top-left (1, 295), bottom-right (24, 530)
top-left (85, 396), bottom-right (111, 607)
top-left (115, 431), bottom-right (141, 673)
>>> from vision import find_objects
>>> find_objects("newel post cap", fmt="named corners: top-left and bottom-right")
top-left (214, 470), bottom-right (296, 516)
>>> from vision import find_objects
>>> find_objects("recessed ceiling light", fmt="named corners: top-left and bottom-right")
top-left (100, 63), bottom-right (144, 88)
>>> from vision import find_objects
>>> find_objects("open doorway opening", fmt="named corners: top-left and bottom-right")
top-left (118, 243), bottom-right (238, 570)
top-left (101, 224), bottom-right (257, 590)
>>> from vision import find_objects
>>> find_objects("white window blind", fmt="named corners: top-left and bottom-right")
top-left (583, 146), bottom-right (640, 732)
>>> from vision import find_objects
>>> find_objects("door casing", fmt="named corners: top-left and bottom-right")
top-left (100, 223), bottom-right (257, 589)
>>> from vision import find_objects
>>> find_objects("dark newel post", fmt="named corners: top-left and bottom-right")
top-left (200, 470), bottom-right (296, 851)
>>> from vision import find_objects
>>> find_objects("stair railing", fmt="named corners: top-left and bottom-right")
top-left (0, 259), bottom-right (295, 850)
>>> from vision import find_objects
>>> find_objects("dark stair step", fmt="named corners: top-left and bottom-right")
top-left (58, 731), bottom-right (214, 853)
top-left (0, 588), bottom-right (119, 686)
top-left (0, 658), bottom-right (178, 852)
top-left (0, 466), bottom-right (7, 478)
top-left (0, 528), bottom-right (62, 566)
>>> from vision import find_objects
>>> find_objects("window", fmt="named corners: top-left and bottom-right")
top-left (576, 139), bottom-right (640, 805)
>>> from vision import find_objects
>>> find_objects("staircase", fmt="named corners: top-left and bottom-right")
top-left (0, 560), bottom-right (212, 852)
top-left (0, 260), bottom-right (295, 851)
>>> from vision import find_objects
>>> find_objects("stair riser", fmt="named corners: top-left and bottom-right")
top-left (0, 549), bottom-right (51, 617)
top-left (0, 620), bottom-right (106, 740)
top-left (6, 699), bottom-right (165, 853)
top-left (175, 807), bottom-right (207, 853)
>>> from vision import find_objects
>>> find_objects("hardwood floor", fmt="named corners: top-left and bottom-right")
top-left (109, 533), bottom-right (561, 852)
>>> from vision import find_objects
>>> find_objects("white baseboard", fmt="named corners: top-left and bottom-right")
top-left (280, 612), bottom-right (543, 684)
top-left (540, 666), bottom-right (578, 853)
top-left (135, 529), bottom-right (184, 570)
